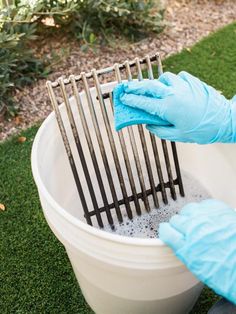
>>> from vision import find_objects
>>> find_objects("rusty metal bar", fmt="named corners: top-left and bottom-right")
top-left (58, 77), bottom-right (104, 227)
top-left (81, 72), bottom-right (123, 223)
top-left (155, 53), bottom-right (177, 200)
top-left (123, 61), bottom-right (151, 211)
top-left (46, 81), bottom-right (92, 225)
top-left (108, 92), bottom-right (142, 216)
top-left (134, 57), bottom-right (159, 208)
top-left (115, 63), bottom-right (150, 212)
top-left (69, 75), bottom-right (114, 226)
top-left (171, 141), bottom-right (185, 197)
top-left (145, 55), bottom-right (168, 204)
top-left (161, 140), bottom-right (177, 200)
top-left (92, 69), bottom-right (133, 219)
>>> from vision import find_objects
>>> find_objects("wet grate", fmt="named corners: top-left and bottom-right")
top-left (46, 53), bottom-right (184, 228)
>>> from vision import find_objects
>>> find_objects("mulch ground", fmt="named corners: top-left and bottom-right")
top-left (0, 0), bottom-right (236, 141)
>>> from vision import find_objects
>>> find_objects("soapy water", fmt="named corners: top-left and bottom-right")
top-left (103, 172), bottom-right (210, 238)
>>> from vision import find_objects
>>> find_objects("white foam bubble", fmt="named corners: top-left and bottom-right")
top-left (103, 172), bottom-right (210, 238)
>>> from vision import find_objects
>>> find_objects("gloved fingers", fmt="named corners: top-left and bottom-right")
top-left (158, 72), bottom-right (183, 87)
top-left (159, 223), bottom-right (185, 252)
top-left (146, 125), bottom-right (176, 140)
top-left (180, 202), bottom-right (204, 217)
top-left (178, 71), bottom-right (194, 80)
top-left (180, 199), bottom-right (232, 218)
top-left (179, 201), bottom-right (217, 218)
top-left (178, 71), bottom-right (212, 95)
top-left (199, 199), bottom-right (230, 210)
top-left (202, 200), bottom-right (236, 217)
top-left (146, 125), bottom-right (195, 143)
top-left (177, 71), bottom-right (204, 87)
top-left (169, 214), bottom-right (190, 235)
top-left (123, 80), bottom-right (173, 98)
top-left (120, 93), bottom-right (166, 117)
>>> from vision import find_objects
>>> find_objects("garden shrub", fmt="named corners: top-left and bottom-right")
top-left (0, 5), bottom-right (48, 116)
top-left (5, 1), bottom-right (166, 41)
top-left (0, 23), bottom-right (49, 116)
top-left (0, 0), bottom-right (166, 115)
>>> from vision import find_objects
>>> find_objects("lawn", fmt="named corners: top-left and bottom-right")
top-left (1, 22), bottom-right (236, 314)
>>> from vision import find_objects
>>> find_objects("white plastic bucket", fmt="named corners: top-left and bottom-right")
top-left (31, 82), bottom-right (236, 314)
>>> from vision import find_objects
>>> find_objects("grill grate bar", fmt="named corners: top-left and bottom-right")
top-left (46, 81), bottom-right (92, 225)
top-left (70, 75), bottom-right (114, 225)
top-left (161, 140), bottom-right (177, 200)
top-left (58, 78), bottom-right (104, 227)
top-left (115, 63), bottom-right (151, 212)
top-left (155, 53), bottom-right (177, 200)
top-left (108, 93), bottom-right (142, 216)
top-left (81, 72), bottom-right (123, 223)
top-left (92, 69), bottom-right (133, 219)
top-left (171, 141), bottom-right (185, 197)
top-left (89, 179), bottom-right (180, 216)
top-left (134, 57), bottom-right (159, 208)
top-left (144, 55), bottom-right (168, 204)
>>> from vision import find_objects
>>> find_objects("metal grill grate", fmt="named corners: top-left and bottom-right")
top-left (46, 53), bottom-right (184, 228)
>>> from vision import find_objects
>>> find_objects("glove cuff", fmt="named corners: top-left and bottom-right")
top-left (230, 97), bottom-right (236, 143)
top-left (215, 96), bottom-right (236, 143)
top-left (210, 97), bottom-right (234, 144)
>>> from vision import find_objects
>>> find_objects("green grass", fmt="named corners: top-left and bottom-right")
top-left (163, 22), bottom-right (236, 99)
top-left (1, 22), bottom-right (236, 314)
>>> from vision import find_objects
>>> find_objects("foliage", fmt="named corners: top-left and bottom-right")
top-left (1, 1), bottom-right (165, 41)
top-left (0, 9), bottom-right (48, 115)
top-left (0, 31), bottom-right (49, 116)
top-left (0, 0), bottom-right (165, 114)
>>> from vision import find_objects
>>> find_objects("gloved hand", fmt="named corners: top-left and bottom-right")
top-left (159, 199), bottom-right (236, 305)
top-left (120, 71), bottom-right (236, 144)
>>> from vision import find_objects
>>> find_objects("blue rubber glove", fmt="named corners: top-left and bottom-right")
top-left (159, 199), bottom-right (236, 305)
top-left (120, 72), bottom-right (236, 144)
